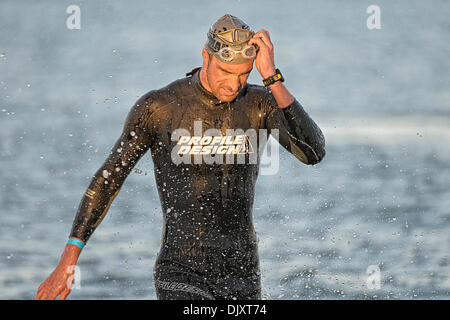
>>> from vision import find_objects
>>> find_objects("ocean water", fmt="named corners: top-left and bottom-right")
top-left (0, 0), bottom-right (449, 299)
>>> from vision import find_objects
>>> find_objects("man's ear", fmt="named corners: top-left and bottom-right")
top-left (202, 48), bottom-right (210, 68)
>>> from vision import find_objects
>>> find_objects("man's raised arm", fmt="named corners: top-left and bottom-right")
top-left (265, 89), bottom-right (326, 165)
top-left (248, 29), bottom-right (326, 165)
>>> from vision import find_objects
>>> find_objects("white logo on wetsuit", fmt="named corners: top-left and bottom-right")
top-left (170, 120), bottom-right (263, 165)
top-left (176, 134), bottom-right (254, 155)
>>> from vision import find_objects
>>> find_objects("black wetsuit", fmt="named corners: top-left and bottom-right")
top-left (70, 67), bottom-right (326, 300)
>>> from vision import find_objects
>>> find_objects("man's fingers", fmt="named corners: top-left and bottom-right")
top-left (248, 38), bottom-right (273, 60)
top-left (253, 29), bottom-right (273, 49)
top-left (58, 289), bottom-right (71, 300)
top-left (249, 37), bottom-right (269, 54)
top-left (259, 29), bottom-right (271, 42)
top-left (36, 289), bottom-right (49, 300)
top-left (252, 36), bottom-right (272, 52)
top-left (259, 33), bottom-right (273, 50)
top-left (46, 287), bottom-right (64, 300)
top-left (36, 284), bottom-right (49, 300)
top-left (36, 266), bottom-right (75, 300)
top-left (36, 283), bottom-right (64, 300)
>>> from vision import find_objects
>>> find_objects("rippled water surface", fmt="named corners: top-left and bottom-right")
top-left (0, 0), bottom-right (449, 299)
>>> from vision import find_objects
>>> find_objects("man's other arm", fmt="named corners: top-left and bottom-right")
top-left (35, 92), bottom-right (155, 300)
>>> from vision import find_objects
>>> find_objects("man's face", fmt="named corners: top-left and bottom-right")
top-left (202, 49), bottom-right (254, 102)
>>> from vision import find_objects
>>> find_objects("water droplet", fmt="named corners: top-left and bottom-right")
top-left (130, 131), bottom-right (136, 137)
top-left (40, 155), bottom-right (44, 159)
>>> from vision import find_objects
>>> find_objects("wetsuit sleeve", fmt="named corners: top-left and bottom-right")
top-left (265, 92), bottom-right (326, 165)
top-left (69, 94), bottom-right (155, 243)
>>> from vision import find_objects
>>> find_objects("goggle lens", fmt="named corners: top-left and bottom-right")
top-left (243, 46), bottom-right (256, 58)
top-left (217, 45), bottom-right (257, 62)
top-left (218, 47), bottom-right (235, 61)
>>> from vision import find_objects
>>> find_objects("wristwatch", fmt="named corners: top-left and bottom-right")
top-left (262, 68), bottom-right (284, 86)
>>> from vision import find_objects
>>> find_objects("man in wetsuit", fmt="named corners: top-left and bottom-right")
top-left (36, 14), bottom-right (325, 300)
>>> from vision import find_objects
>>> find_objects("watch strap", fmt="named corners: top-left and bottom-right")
top-left (263, 68), bottom-right (284, 86)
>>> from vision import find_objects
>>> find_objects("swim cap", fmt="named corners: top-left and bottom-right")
top-left (204, 14), bottom-right (257, 64)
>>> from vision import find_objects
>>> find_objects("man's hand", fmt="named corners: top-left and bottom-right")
top-left (35, 244), bottom-right (81, 300)
top-left (248, 29), bottom-right (277, 79)
top-left (248, 29), bottom-right (294, 108)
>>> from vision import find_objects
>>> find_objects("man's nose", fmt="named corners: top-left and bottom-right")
top-left (227, 77), bottom-right (241, 93)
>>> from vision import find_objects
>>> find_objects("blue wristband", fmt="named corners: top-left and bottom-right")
top-left (67, 237), bottom-right (85, 250)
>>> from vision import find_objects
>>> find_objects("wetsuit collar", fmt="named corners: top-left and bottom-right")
top-left (191, 67), bottom-right (247, 107)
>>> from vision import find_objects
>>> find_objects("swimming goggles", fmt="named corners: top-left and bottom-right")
top-left (206, 28), bottom-right (258, 62)
top-left (215, 44), bottom-right (258, 62)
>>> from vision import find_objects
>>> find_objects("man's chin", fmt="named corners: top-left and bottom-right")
top-left (218, 93), bottom-right (238, 102)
